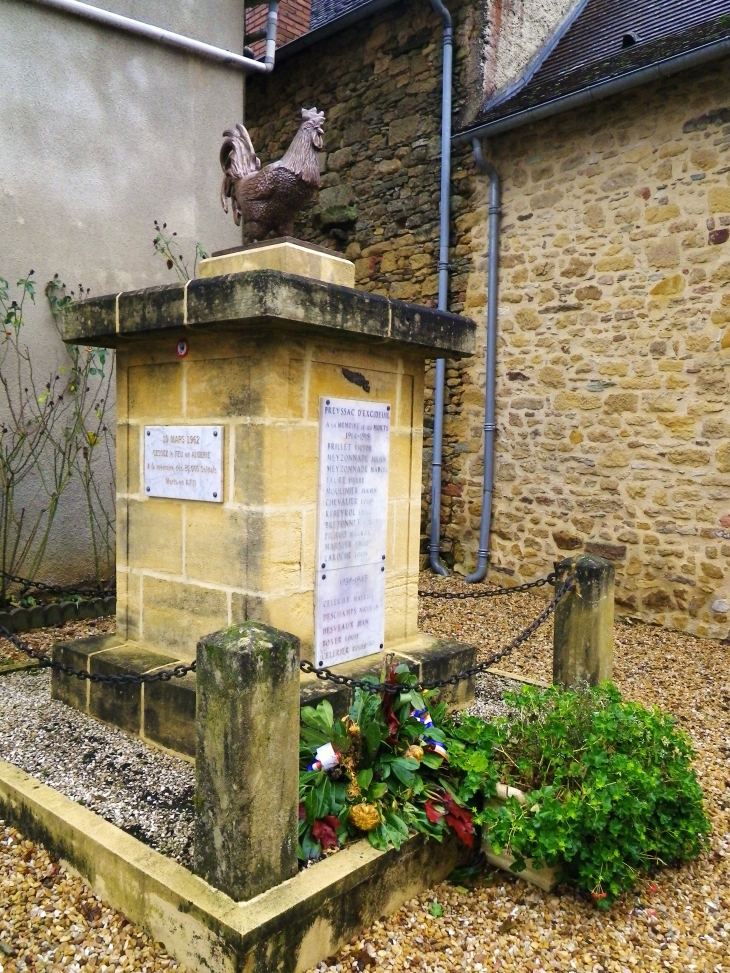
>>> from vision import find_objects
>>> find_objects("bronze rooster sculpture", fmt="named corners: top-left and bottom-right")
top-left (219, 107), bottom-right (325, 241)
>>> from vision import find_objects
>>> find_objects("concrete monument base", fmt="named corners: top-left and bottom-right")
top-left (51, 630), bottom-right (477, 759)
top-left (52, 243), bottom-right (476, 750)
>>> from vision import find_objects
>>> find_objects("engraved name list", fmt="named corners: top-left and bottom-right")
top-left (314, 396), bottom-right (391, 667)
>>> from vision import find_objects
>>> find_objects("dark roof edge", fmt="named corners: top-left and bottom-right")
top-left (479, 0), bottom-right (592, 116)
top-left (453, 33), bottom-right (730, 145)
top-left (274, 0), bottom-right (403, 61)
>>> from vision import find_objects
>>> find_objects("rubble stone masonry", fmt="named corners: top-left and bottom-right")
top-left (247, 4), bottom-right (730, 639)
top-left (461, 58), bottom-right (730, 640)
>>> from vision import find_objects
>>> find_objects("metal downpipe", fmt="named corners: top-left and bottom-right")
top-left (26, 0), bottom-right (279, 73)
top-left (428, 0), bottom-right (453, 577)
top-left (465, 138), bottom-right (501, 584)
top-left (263, 2), bottom-right (279, 69)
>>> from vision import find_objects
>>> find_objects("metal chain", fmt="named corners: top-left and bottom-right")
top-left (1, 576), bottom-right (573, 692)
top-left (0, 569), bottom-right (114, 600)
top-left (301, 575), bottom-right (573, 695)
top-left (418, 571), bottom-right (557, 600)
top-left (0, 623), bottom-right (195, 684)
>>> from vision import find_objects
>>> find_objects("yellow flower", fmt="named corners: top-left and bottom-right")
top-left (404, 745), bottom-right (424, 763)
top-left (86, 431), bottom-right (99, 446)
top-left (349, 803), bottom-right (380, 832)
top-left (344, 717), bottom-right (360, 737)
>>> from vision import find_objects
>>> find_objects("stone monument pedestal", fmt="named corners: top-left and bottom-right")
top-left (52, 242), bottom-right (477, 757)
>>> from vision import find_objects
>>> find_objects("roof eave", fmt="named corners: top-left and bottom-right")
top-left (453, 32), bottom-right (730, 146)
top-left (273, 0), bottom-right (402, 61)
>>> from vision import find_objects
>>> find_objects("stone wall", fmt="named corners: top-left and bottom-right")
top-left (246, 3), bottom-right (730, 639)
top-left (457, 58), bottom-right (730, 640)
top-left (246, 0), bottom-right (478, 312)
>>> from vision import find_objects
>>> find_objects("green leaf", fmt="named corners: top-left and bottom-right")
top-left (357, 768), bottom-right (373, 790)
top-left (384, 811), bottom-right (409, 838)
top-left (301, 831), bottom-right (322, 861)
top-left (300, 706), bottom-right (323, 729)
top-left (316, 777), bottom-right (333, 819)
top-left (364, 720), bottom-right (382, 759)
top-left (391, 763), bottom-right (416, 786)
top-left (304, 786), bottom-right (319, 825)
top-left (429, 901), bottom-right (444, 918)
top-left (368, 823), bottom-right (390, 851)
top-left (320, 698), bottom-right (334, 729)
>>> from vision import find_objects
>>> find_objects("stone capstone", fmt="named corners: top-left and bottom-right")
top-left (62, 269), bottom-right (475, 359)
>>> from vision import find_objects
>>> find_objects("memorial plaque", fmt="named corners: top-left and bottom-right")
top-left (144, 425), bottom-right (223, 502)
top-left (314, 397), bottom-right (390, 667)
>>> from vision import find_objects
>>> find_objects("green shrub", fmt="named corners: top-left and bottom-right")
top-left (451, 683), bottom-right (711, 905)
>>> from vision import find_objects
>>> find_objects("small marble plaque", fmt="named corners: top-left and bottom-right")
top-left (144, 425), bottom-right (223, 502)
top-left (314, 563), bottom-right (386, 667)
top-left (314, 396), bottom-right (391, 667)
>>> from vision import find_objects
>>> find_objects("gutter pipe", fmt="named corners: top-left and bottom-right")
top-left (453, 33), bottom-right (730, 145)
top-left (427, 0), bottom-right (453, 577)
top-left (26, 0), bottom-right (279, 73)
top-left (464, 138), bottom-right (501, 584)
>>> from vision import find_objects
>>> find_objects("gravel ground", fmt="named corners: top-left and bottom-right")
top-left (0, 618), bottom-right (116, 669)
top-left (0, 822), bottom-right (185, 973)
top-left (2, 582), bottom-right (729, 973)
top-left (0, 620), bottom-right (196, 869)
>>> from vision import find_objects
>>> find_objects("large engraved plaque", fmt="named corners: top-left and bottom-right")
top-left (314, 397), bottom-right (391, 667)
top-left (144, 425), bottom-right (223, 502)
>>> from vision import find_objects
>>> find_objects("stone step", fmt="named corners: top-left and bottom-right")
top-left (51, 633), bottom-right (477, 760)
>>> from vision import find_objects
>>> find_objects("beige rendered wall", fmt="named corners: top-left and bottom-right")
top-left (456, 58), bottom-right (730, 639)
top-left (0, 0), bottom-right (244, 582)
top-left (478, 0), bottom-right (580, 105)
top-left (117, 331), bottom-right (424, 661)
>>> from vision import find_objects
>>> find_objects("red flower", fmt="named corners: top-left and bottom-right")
top-left (298, 802), bottom-right (306, 821)
top-left (380, 683), bottom-right (401, 739)
top-left (312, 815), bottom-right (341, 851)
top-left (424, 800), bottom-right (444, 824)
top-left (442, 793), bottom-right (474, 848)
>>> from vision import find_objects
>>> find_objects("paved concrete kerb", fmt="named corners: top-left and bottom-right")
top-left (0, 759), bottom-right (468, 973)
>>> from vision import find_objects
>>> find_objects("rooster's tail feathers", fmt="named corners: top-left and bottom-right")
top-left (219, 123), bottom-right (261, 204)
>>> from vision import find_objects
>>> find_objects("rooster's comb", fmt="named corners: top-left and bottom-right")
top-left (301, 107), bottom-right (325, 125)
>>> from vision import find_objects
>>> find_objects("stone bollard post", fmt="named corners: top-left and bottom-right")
top-left (553, 554), bottom-right (614, 689)
top-left (194, 621), bottom-right (300, 901)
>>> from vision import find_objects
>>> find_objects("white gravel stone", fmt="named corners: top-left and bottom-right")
top-left (0, 669), bottom-right (195, 867)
